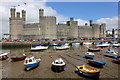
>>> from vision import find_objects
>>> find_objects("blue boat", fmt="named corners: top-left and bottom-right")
top-left (112, 56), bottom-right (120, 59)
top-left (88, 60), bottom-right (106, 67)
top-left (24, 56), bottom-right (41, 71)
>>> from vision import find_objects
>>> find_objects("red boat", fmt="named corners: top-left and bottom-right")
top-left (11, 54), bottom-right (27, 62)
top-left (0, 53), bottom-right (9, 61)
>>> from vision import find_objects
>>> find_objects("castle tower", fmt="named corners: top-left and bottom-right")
top-left (89, 20), bottom-right (93, 26)
top-left (22, 10), bottom-right (26, 22)
top-left (10, 8), bottom-right (16, 19)
top-left (67, 17), bottom-right (78, 38)
top-left (9, 8), bottom-right (25, 40)
top-left (16, 12), bottom-right (20, 18)
top-left (39, 9), bottom-right (44, 23)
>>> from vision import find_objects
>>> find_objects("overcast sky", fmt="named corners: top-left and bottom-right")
top-left (0, 0), bottom-right (119, 39)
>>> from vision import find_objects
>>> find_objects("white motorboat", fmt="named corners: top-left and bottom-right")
top-left (112, 43), bottom-right (120, 47)
top-left (62, 42), bottom-right (70, 46)
top-left (31, 44), bottom-right (48, 51)
top-left (96, 41), bottom-right (110, 47)
top-left (55, 45), bottom-right (70, 50)
top-left (104, 49), bottom-right (118, 57)
top-left (72, 42), bottom-right (80, 47)
top-left (51, 58), bottom-right (66, 72)
top-left (0, 53), bottom-right (9, 60)
top-left (83, 42), bottom-right (93, 45)
top-left (85, 52), bottom-right (95, 59)
top-left (24, 56), bottom-right (41, 71)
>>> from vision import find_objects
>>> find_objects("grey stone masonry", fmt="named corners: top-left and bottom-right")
top-left (9, 8), bottom-right (106, 40)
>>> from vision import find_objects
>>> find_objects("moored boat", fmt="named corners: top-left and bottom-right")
top-left (104, 49), bottom-right (118, 57)
top-left (24, 56), bottom-right (41, 71)
top-left (83, 42), bottom-right (93, 45)
top-left (85, 52), bottom-right (95, 59)
top-left (51, 58), bottom-right (66, 72)
top-left (0, 53), bottom-right (9, 61)
top-left (88, 60), bottom-right (106, 67)
top-left (112, 58), bottom-right (120, 63)
top-left (112, 43), bottom-right (120, 47)
top-left (31, 44), bottom-right (48, 51)
top-left (88, 47), bottom-right (100, 52)
top-left (55, 44), bottom-right (70, 50)
top-left (75, 65), bottom-right (100, 78)
top-left (11, 54), bottom-right (26, 62)
top-left (72, 42), bottom-right (80, 47)
top-left (96, 41), bottom-right (110, 47)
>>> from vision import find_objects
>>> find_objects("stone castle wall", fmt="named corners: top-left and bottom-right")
top-left (9, 8), bottom-right (106, 40)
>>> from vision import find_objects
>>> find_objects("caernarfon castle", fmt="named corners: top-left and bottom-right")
top-left (9, 8), bottom-right (106, 40)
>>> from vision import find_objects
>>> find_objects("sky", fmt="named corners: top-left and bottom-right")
top-left (0, 0), bottom-right (119, 39)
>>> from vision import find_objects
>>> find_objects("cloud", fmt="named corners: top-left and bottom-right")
top-left (0, 0), bottom-right (68, 39)
top-left (96, 16), bottom-right (118, 30)
top-left (76, 19), bottom-right (89, 26)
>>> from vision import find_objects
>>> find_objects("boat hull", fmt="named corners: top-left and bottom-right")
top-left (88, 60), bottom-right (106, 67)
top-left (55, 46), bottom-right (70, 50)
top-left (85, 55), bottom-right (94, 59)
top-left (0, 57), bottom-right (8, 61)
top-left (24, 61), bottom-right (40, 71)
top-left (11, 56), bottom-right (26, 62)
top-left (76, 69), bottom-right (100, 78)
top-left (88, 48), bottom-right (100, 52)
top-left (51, 65), bottom-right (65, 72)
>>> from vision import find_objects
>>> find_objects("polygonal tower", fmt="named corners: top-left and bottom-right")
top-left (9, 8), bottom-right (26, 40)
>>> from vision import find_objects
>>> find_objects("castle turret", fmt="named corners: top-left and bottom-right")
top-left (10, 8), bottom-right (16, 19)
top-left (16, 12), bottom-right (20, 18)
top-left (39, 9), bottom-right (44, 23)
top-left (89, 20), bottom-right (93, 26)
top-left (70, 17), bottom-right (74, 21)
top-left (22, 10), bottom-right (26, 21)
top-left (9, 8), bottom-right (25, 40)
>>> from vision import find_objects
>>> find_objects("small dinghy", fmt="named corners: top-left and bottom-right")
top-left (51, 58), bottom-right (66, 72)
top-left (88, 60), bottom-right (106, 67)
top-left (85, 52), bottom-right (95, 59)
top-left (31, 44), bottom-right (48, 51)
top-left (104, 49), bottom-right (118, 57)
top-left (50, 43), bottom-right (59, 46)
top-left (88, 47), bottom-right (100, 52)
top-left (72, 42), bottom-right (80, 47)
top-left (75, 65), bottom-right (100, 78)
top-left (0, 53), bottom-right (9, 61)
top-left (11, 54), bottom-right (26, 62)
top-left (96, 41), bottom-right (110, 47)
top-left (112, 55), bottom-right (120, 63)
top-left (55, 45), bottom-right (70, 50)
top-left (62, 42), bottom-right (70, 46)
top-left (24, 56), bottom-right (41, 71)
top-left (112, 58), bottom-right (120, 63)
top-left (83, 42), bottom-right (93, 45)
top-left (112, 43), bottom-right (120, 47)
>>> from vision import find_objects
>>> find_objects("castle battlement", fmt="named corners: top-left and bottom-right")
top-left (43, 16), bottom-right (56, 19)
top-left (57, 23), bottom-right (67, 25)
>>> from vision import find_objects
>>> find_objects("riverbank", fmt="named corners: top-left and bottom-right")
top-left (1, 40), bottom-right (113, 48)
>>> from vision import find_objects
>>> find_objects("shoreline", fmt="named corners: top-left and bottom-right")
top-left (1, 40), bottom-right (119, 48)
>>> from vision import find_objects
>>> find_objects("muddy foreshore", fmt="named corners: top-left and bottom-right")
top-left (1, 45), bottom-right (119, 80)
